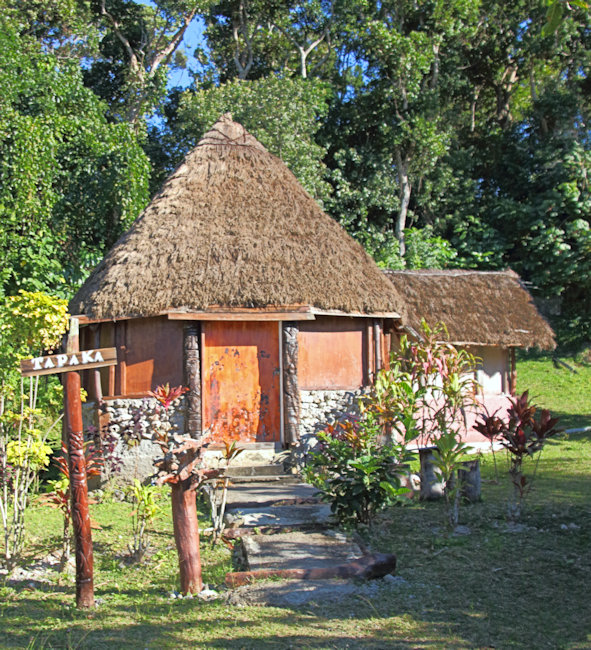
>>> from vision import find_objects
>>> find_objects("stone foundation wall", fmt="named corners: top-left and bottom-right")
top-left (297, 389), bottom-right (365, 458)
top-left (83, 397), bottom-right (186, 484)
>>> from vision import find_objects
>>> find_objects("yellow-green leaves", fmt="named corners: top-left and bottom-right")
top-left (0, 290), bottom-right (69, 386)
top-left (6, 438), bottom-right (52, 470)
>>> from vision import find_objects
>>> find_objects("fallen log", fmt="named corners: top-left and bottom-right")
top-left (225, 552), bottom-right (397, 587)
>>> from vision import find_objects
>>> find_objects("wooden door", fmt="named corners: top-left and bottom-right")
top-left (202, 321), bottom-right (281, 444)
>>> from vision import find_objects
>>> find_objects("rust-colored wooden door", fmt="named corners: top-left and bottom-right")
top-left (202, 321), bottom-right (281, 444)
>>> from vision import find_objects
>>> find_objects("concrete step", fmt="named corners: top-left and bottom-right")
top-left (204, 444), bottom-right (288, 468)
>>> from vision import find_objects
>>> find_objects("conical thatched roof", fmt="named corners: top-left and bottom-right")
top-left (384, 269), bottom-right (555, 349)
top-left (70, 115), bottom-right (402, 321)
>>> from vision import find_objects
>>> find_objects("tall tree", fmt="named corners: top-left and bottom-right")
top-left (84, 0), bottom-right (202, 125)
top-left (321, 0), bottom-right (478, 257)
top-left (165, 75), bottom-right (331, 200)
top-left (199, 0), bottom-right (335, 82)
top-left (0, 16), bottom-right (150, 296)
top-left (438, 0), bottom-right (591, 345)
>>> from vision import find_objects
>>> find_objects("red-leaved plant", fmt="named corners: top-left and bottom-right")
top-left (474, 391), bottom-right (560, 520)
top-left (149, 383), bottom-right (189, 411)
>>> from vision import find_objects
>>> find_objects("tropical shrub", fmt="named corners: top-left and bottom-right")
top-left (387, 322), bottom-right (480, 527)
top-left (0, 379), bottom-right (57, 569)
top-left (126, 479), bottom-right (161, 562)
top-left (200, 440), bottom-right (244, 545)
top-left (0, 292), bottom-right (69, 569)
top-left (304, 409), bottom-right (411, 526)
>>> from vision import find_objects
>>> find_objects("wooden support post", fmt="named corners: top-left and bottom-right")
top-left (114, 321), bottom-right (126, 396)
top-left (366, 321), bottom-right (374, 384)
top-left (282, 322), bottom-right (300, 446)
top-left (64, 318), bottom-right (94, 608)
top-left (171, 480), bottom-right (203, 594)
top-left (183, 324), bottom-right (202, 438)
top-left (90, 325), bottom-right (103, 403)
top-left (373, 320), bottom-right (382, 372)
top-left (383, 329), bottom-right (392, 370)
top-left (509, 348), bottom-right (517, 396)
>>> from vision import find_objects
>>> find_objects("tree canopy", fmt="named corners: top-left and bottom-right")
top-left (0, 14), bottom-right (150, 297)
top-left (1, 0), bottom-right (590, 349)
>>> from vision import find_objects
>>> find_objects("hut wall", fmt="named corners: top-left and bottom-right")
top-left (295, 316), bottom-right (370, 450)
top-left (471, 346), bottom-right (510, 395)
top-left (298, 388), bottom-right (365, 439)
top-left (124, 317), bottom-right (184, 395)
top-left (82, 317), bottom-right (184, 398)
top-left (81, 396), bottom-right (186, 484)
top-left (297, 316), bottom-right (368, 390)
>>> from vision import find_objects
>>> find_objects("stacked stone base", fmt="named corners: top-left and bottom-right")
top-left (82, 389), bottom-right (365, 482)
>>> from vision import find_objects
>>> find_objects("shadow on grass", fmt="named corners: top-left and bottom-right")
top-left (2, 565), bottom-right (590, 650)
top-left (3, 506), bottom-right (591, 650)
top-left (551, 411), bottom-right (591, 432)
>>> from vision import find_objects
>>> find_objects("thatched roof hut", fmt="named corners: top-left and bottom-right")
top-left (384, 269), bottom-right (555, 349)
top-left (70, 114), bottom-right (401, 321)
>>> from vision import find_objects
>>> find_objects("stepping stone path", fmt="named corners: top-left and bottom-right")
top-left (223, 477), bottom-right (397, 607)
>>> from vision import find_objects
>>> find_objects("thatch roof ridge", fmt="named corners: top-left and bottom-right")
top-left (388, 268), bottom-right (520, 277)
top-left (71, 115), bottom-right (402, 320)
top-left (383, 268), bottom-right (555, 349)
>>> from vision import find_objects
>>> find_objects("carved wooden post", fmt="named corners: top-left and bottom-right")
top-left (282, 322), bottom-right (300, 445)
top-left (373, 320), bottom-right (383, 371)
top-left (64, 318), bottom-right (95, 608)
top-left (90, 325), bottom-right (103, 404)
top-left (184, 324), bottom-right (201, 439)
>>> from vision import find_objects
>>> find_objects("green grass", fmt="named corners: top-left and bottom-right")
top-left (1, 357), bottom-right (590, 649)
top-left (516, 354), bottom-right (591, 430)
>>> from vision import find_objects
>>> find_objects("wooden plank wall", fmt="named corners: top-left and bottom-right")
top-left (297, 316), bottom-right (368, 390)
top-left (82, 317), bottom-right (184, 398)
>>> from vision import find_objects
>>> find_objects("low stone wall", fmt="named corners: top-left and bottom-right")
top-left (296, 389), bottom-right (365, 460)
top-left (83, 397), bottom-right (186, 484)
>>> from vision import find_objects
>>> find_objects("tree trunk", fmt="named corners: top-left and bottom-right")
top-left (171, 480), bottom-right (202, 594)
top-left (419, 448), bottom-right (444, 500)
top-left (395, 149), bottom-right (411, 259)
top-left (458, 459), bottom-right (481, 502)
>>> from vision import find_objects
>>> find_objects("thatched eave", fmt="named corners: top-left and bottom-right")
top-left (384, 269), bottom-right (555, 350)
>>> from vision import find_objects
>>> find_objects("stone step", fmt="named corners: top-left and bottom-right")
top-left (226, 463), bottom-right (287, 477)
top-left (226, 481), bottom-right (319, 509)
top-left (226, 503), bottom-right (332, 529)
top-left (227, 474), bottom-right (301, 485)
top-left (241, 531), bottom-right (362, 572)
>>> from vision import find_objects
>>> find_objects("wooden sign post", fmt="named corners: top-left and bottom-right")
top-left (20, 318), bottom-right (117, 609)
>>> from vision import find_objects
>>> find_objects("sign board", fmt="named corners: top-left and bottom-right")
top-left (20, 347), bottom-right (117, 378)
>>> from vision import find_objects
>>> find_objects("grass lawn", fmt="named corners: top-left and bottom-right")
top-left (0, 356), bottom-right (590, 648)
top-left (516, 353), bottom-right (591, 430)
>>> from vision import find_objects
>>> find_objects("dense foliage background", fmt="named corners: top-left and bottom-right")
top-left (1, 0), bottom-right (589, 349)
